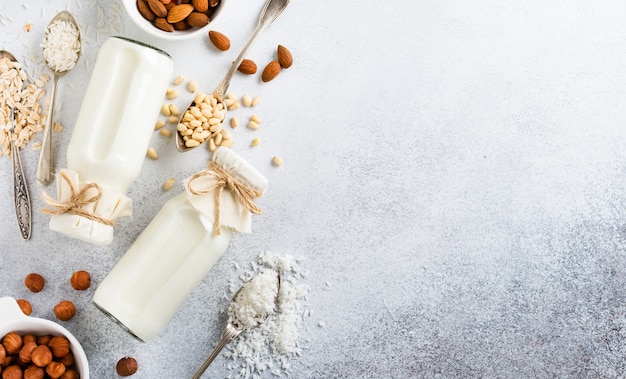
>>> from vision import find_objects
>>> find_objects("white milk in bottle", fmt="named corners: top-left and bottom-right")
top-left (45, 37), bottom-right (173, 246)
top-left (94, 147), bottom-right (268, 341)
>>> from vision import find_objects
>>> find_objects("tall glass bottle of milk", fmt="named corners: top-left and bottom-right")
top-left (45, 37), bottom-right (173, 246)
top-left (94, 147), bottom-right (268, 342)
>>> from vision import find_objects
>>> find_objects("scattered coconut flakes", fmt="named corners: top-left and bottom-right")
top-left (225, 251), bottom-right (309, 378)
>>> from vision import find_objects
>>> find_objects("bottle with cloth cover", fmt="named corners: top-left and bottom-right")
top-left (43, 36), bottom-right (173, 246)
top-left (93, 147), bottom-right (268, 342)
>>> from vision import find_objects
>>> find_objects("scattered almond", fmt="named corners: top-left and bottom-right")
top-left (277, 45), bottom-right (293, 68)
top-left (208, 30), bottom-right (230, 51)
top-left (261, 60), bottom-right (281, 82)
top-left (237, 59), bottom-right (257, 75)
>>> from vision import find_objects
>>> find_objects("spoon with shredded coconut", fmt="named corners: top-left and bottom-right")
top-left (191, 270), bottom-right (280, 379)
top-left (36, 10), bottom-right (81, 186)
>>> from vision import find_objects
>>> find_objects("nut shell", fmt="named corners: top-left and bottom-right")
top-left (24, 273), bottom-right (45, 293)
top-left (116, 357), bottom-right (138, 377)
top-left (16, 299), bottom-right (32, 315)
top-left (53, 301), bottom-right (76, 322)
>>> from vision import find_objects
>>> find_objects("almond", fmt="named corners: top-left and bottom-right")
top-left (187, 12), bottom-right (210, 27)
top-left (154, 17), bottom-right (174, 32)
top-left (209, 0), bottom-right (220, 7)
top-left (277, 45), bottom-right (293, 68)
top-left (261, 60), bottom-right (281, 82)
top-left (137, 0), bottom-right (156, 21)
top-left (192, 0), bottom-right (209, 13)
top-left (173, 21), bottom-right (190, 30)
top-left (237, 59), bottom-right (257, 75)
top-left (208, 30), bottom-right (230, 51)
top-left (167, 3), bottom-right (194, 24)
top-left (147, 0), bottom-right (167, 17)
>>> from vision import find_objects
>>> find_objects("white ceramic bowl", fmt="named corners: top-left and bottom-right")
top-left (0, 297), bottom-right (89, 378)
top-left (122, 0), bottom-right (225, 41)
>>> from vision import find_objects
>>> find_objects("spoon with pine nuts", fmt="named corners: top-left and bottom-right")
top-left (175, 0), bottom-right (290, 152)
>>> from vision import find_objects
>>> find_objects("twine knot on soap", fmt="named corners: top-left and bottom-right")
top-left (187, 161), bottom-right (262, 236)
top-left (41, 171), bottom-right (115, 226)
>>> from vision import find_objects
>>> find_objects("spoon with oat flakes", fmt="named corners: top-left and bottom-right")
top-left (1, 50), bottom-right (32, 240)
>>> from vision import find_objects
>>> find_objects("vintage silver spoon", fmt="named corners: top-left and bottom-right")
top-left (176, 0), bottom-right (290, 152)
top-left (1, 50), bottom-right (32, 240)
top-left (191, 272), bottom-right (280, 379)
top-left (36, 10), bottom-right (81, 186)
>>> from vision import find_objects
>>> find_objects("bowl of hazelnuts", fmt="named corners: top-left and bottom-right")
top-left (0, 297), bottom-right (89, 379)
top-left (124, 0), bottom-right (224, 40)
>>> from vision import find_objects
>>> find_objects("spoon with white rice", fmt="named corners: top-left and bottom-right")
top-left (191, 270), bottom-right (280, 379)
top-left (36, 10), bottom-right (81, 186)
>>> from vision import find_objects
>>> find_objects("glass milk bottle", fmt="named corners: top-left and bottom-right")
top-left (94, 147), bottom-right (268, 342)
top-left (46, 37), bottom-right (173, 246)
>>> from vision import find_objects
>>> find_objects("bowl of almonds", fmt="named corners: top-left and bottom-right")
top-left (123, 0), bottom-right (224, 40)
top-left (0, 297), bottom-right (89, 378)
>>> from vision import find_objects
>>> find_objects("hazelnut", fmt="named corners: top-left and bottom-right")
top-left (22, 335), bottom-right (36, 344)
top-left (16, 299), bottom-right (32, 315)
top-left (0, 344), bottom-right (6, 364)
top-left (2, 332), bottom-right (22, 355)
top-left (60, 369), bottom-right (79, 379)
top-left (36, 335), bottom-right (52, 346)
top-left (116, 357), bottom-right (138, 377)
top-left (70, 271), bottom-right (91, 290)
top-left (56, 352), bottom-right (74, 367)
top-left (19, 341), bottom-right (37, 363)
top-left (53, 301), bottom-right (76, 322)
top-left (31, 345), bottom-right (52, 367)
top-left (2, 365), bottom-right (22, 379)
top-left (24, 366), bottom-right (45, 379)
top-left (24, 273), bottom-right (45, 292)
top-left (45, 361), bottom-right (66, 378)
top-left (48, 336), bottom-right (70, 359)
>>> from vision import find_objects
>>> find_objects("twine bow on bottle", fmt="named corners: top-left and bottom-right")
top-left (187, 161), bottom-right (262, 236)
top-left (41, 170), bottom-right (115, 226)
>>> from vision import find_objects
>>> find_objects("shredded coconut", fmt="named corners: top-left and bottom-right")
top-left (41, 19), bottom-right (80, 72)
top-left (224, 252), bottom-right (309, 379)
top-left (228, 270), bottom-right (279, 330)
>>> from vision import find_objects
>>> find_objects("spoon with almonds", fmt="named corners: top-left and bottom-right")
top-left (191, 270), bottom-right (280, 378)
top-left (176, 0), bottom-right (290, 152)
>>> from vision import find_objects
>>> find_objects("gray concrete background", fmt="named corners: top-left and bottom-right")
top-left (2, 0), bottom-right (626, 377)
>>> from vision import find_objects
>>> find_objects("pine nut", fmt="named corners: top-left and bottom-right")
top-left (147, 147), bottom-right (158, 160)
top-left (221, 139), bottom-right (233, 148)
top-left (227, 102), bottom-right (240, 111)
top-left (214, 132), bottom-right (223, 145)
top-left (188, 80), bottom-right (197, 93)
top-left (250, 114), bottom-right (262, 124)
top-left (248, 120), bottom-right (260, 130)
top-left (155, 119), bottom-right (166, 130)
top-left (231, 117), bottom-right (238, 128)
top-left (221, 129), bottom-right (231, 140)
top-left (177, 123), bottom-right (188, 132)
top-left (169, 104), bottom-right (180, 116)
top-left (161, 104), bottom-right (171, 116)
top-left (251, 137), bottom-right (261, 146)
top-left (163, 177), bottom-right (176, 191)
top-left (242, 94), bottom-right (252, 107)
top-left (208, 138), bottom-right (217, 152)
top-left (160, 129), bottom-right (171, 137)
top-left (272, 155), bottom-right (283, 166)
top-left (168, 116), bottom-right (179, 124)
top-left (251, 95), bottom-right (262, 106)
top-left (166, 89), bottom-right (178, 100)
top-left (185, 139), bottom-right (200, 148)
top-left (173, 75), bottom-right (185, 85)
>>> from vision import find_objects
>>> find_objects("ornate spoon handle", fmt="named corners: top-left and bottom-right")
top-left (12, 138), bottom-right (32, 240)
top-left (191, 323), bottom-right (241, 379)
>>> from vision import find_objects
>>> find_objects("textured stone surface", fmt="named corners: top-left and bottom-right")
top-left (2, 0), bottom-right (626, 377)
